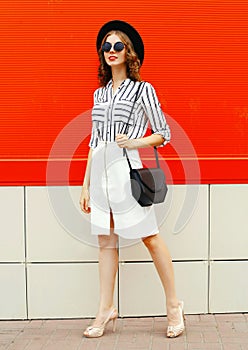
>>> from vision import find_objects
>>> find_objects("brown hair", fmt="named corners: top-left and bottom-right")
top-left (97, 30), bottom-right (141, 86)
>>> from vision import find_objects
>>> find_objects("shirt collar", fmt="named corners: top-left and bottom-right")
top-left (106, 78), bottom-right (131, 90)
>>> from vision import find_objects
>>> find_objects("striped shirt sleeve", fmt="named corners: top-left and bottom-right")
top-left (88, 89), bottom-right (99, 149)
top-left (140, 82), bottom-right (171, 146)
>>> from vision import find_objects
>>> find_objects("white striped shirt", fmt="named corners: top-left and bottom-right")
top-left (89, 78), bottom-right (171, 149)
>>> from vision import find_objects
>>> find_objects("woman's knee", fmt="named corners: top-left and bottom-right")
top-left (142, 233), bottom-right (159, 251)
top-left (98, 233), bottom-right (118, 249)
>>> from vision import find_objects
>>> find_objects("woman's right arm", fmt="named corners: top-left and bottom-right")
top-left (80, 148), bottom-right (93, 214)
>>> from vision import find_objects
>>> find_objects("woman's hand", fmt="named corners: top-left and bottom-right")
top-left (80, 187), bottom-right (91, 214)
top-left (115, 134), bottom-right (135, 149)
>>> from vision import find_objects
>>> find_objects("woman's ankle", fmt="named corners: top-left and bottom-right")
top-left (166, 299), bottom-right (179, 310)
top-left (98, 304), bottom-right (115, 314)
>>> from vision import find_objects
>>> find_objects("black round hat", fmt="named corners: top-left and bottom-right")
top-left (96, 20), bottom-right (144, 66)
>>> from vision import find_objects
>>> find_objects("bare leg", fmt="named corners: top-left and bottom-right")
top-left (142, 233), bottom-right (182, 327)
top-left (91, 212), bottom-right (118, 327)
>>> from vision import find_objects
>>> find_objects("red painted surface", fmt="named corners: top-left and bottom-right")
top-left (0, 0), bottom-right (247, 185)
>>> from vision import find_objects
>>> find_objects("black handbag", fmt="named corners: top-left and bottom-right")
top-left (123, 83), bottom-right (168, 207)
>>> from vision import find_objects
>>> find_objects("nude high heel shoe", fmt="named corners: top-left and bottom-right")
top-left (83, 308), bottom-right (118, 338)
top-left (166, 301), bottom-right (185, 338)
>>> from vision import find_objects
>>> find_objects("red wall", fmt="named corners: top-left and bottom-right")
top-left (0, 0), bottom-right (248, 185)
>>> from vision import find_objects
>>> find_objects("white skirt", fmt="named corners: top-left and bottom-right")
top-left (89, 141), bottom-right (159, 239)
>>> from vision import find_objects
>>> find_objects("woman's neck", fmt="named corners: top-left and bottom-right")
top-left (111, 66), bottom-right (127, 93)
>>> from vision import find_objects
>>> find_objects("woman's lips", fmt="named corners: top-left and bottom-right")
top-left (108, 56), bottom-right (117, 61)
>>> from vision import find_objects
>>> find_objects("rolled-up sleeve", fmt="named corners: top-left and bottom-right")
top-left (141, 82), bottom-right (171, 146)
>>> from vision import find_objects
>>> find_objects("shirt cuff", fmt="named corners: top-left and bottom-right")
top-left (153, 130), bottom-right (171, 147)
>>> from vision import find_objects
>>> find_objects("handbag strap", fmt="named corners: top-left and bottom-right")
top-left (123, 82), bottom-right (143, 169)
top-left (123, 82), bottom-right (161, 170)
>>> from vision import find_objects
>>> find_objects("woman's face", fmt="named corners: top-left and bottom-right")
top-left (103, 34), bottom-right (126, 67)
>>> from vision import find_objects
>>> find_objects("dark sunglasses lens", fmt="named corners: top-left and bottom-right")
top-left (102, 42), bottom-right (112, 52)
top-left (102, 41), bottom-right (125, 52)
top-left (114, 42), bottom-right (125, 52)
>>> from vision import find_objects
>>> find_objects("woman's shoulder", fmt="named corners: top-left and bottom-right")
top-left (139, 80), bottom-right (157, 95)
top-left (93, 85), bottom-right (105, 94)
top-left (93, 86), bottom-right (101, 95)
top-left (93, 85), bottom-right (106, 103)
top-left (93, 80), bottom-right (112, 98)
top-left (139, 80), bottom-right (156, 90)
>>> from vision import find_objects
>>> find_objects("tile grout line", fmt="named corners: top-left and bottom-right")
top-left (117, 240), bottom-right (120, 318)
top-left (24, 186), bottom-right (29, 320)
top-left (149, 317), bottom-right (155, 350)
top-left (208, 184), bottom-right (211, 314)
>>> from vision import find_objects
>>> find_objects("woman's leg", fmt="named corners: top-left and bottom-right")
top-left (91, 212), bottom-right (118, 326)
top-left (142, 233), bottom-right (182, 326)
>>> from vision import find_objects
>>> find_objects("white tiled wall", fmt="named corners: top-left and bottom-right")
top-left (27, 263), bottom-right (118, 319)
top-left (119, 261), bottom-right (208, 316)
top-left (26, 187), bottom-right (99, 262)
top-left (209, 261), bottom-right (248, 313)
top-left (0, 187), bottom-right (27, 319)
top-left (0, 184), bottom-right (247, 319)
top-left (0, 187), bottom-right (25, 262)
top-left (119, 185), bottom-right (209, 261)
top-left (210, 185), bottom-right (248, 260)
top-left (0, 264), bottom-right (27, 319)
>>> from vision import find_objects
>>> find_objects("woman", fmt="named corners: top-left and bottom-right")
top-left (80, 20), bottom-right (185, 338)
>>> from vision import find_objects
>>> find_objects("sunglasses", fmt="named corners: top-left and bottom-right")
top-left (102, 41), bottom-right (125, 53)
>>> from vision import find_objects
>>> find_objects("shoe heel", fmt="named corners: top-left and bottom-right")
top-left (181, 301), bottom-right (186, 320)
top-left (112, 317), bottom-right (117, 332)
